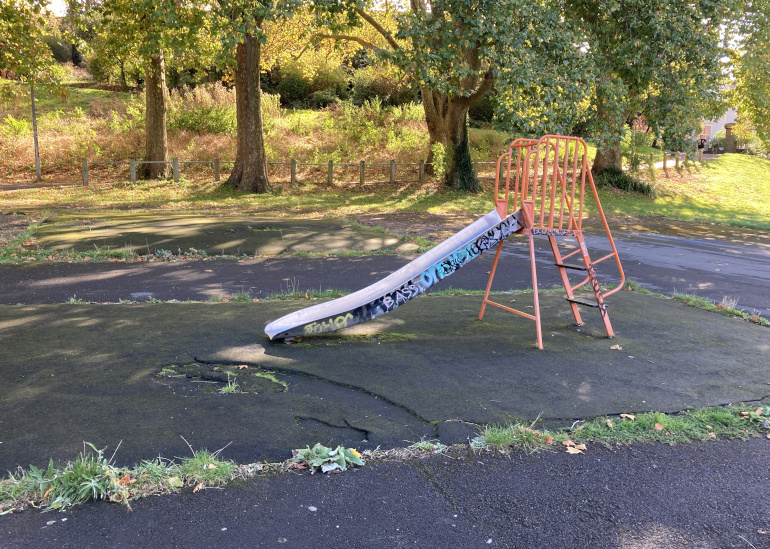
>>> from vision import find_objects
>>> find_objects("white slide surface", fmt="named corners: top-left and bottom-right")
top-left (264, 208), bottom-right (522, 340)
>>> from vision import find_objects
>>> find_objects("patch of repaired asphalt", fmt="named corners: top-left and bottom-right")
top-left (0, 292), bottom-right (767, 471)
top-left (30, 213), bottom-right (419, 256)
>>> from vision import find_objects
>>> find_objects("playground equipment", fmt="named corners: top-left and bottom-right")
top-left (264, 135), bottom-right (625, 348)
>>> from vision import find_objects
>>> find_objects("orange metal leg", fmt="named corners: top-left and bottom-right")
top-left (529, 234), bottom-right (543, 349)
top-left (479, 240), bottom-right (504, 320)
top-left (576, 234), bottom-right (615, 338)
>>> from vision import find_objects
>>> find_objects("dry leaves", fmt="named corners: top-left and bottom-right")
top-left (238, 365), bottom-right (248, 370)
top-left (562, 439), bottom-right (587, 454)
top-left (654, 423), bottom-right (665, 431)
top-left (544, 435), bottom-right (553, 445)
top-left (610, 344), bottom-right (623, 350)
top-left (207, 463), bottom-right (217, 470)
top-left (606, 420), bottom-right (614, 429)
top-left (193, 483), bottom-right (204, 493)
top-left (620, 413), bottom-right (636, 420)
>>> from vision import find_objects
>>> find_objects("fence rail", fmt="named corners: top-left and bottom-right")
top-left (80, 151), bottom-right (703, 187)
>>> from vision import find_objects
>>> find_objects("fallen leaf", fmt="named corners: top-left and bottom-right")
top-left (610, 344), bottom-right (622, 350)
top-left (42, 487), bottom-right (52, 499)
top-left (566, 446), bottom-right (584, 454)
top-left (575, 444), bottom-right (587, 451)
top-left (576, 424), bottom-right (585, 431)
top-left (204, 269), bottom-right (213, 273)
top-left (706, 425), bottom-right (713, 430)
top-left (193, 483), bottom-right (204, 493)
top-left (213, 366), bottom-right (220, 371)
top-left (620, 414), bottom-right (636, 420)
top-left (708, 432), bottom-right (717, 439)
top-left (545, 435), bottom-right (553, 445)
top-left (654, 423), bottom-right (665, 431)
top-left (238, 365), bottom-right (248, 370)
top-left (118, 474), bottom-right (132, 486)
top-left (166, 476), bottom-right (183, 489)
top-left (562, 439), bottom-right (576, 447)
top-left (757, 529), bottom-right (767, 535)
top-left (606, 420), bottom-right (614, 429)
top-left (766, 434), bottom-right (770, 439)
top-left (207, 463), bottom-right (217, 470)
top-left (294, 463), bottom-right (307, 470)
top-left (755, 407), bottom-right (763, 415)
top-left (740, 411), bottom-right (750, 417)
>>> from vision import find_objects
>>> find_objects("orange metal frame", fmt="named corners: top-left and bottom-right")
top-left (479, 135), bottom-right (626, 349)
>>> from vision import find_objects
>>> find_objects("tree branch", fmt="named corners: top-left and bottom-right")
top-left (455, 69), bottom-right (494, 109)
top-left (314, 33), bottom-right (390, 57)
top-left (355, 7), bottom-right (399, 51)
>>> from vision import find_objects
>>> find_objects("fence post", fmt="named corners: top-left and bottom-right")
top-left (675, 153), bottom-right (680, 170)
top-left (662, 151), bottom-right (668, 174)
top-left (390, 160), bottom-right (395, 184)
top-left (290, 158), bottom-right (297, 185)
top-left (683, 153), bottom-right (689, 167)
top-left (649, 153), bottom-right (654, 169)
top-left (327, 160), bottom-right (333, 186)
top-left (419, 160), bottom-right (424, 184)
top-left (129, 159), bottom-right (136, 183)
top-left (82, 157), bottom-right (88, 186)
top-left (359, 160), bottom-right (365, 185)
top-left (214, 158), bottom-right (220, 182)
top-left (173, 158), bottom-right (179, 182)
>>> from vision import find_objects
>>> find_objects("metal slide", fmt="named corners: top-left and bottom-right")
top-left (264, 209), bottom-right (524, 340)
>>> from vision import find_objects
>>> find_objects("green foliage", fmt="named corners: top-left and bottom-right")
top-left (594, 166), bottom-right (653, 195)
top-left (351, 65), bottom-right (410, 106)
top-left (170, 106), bottom-right (236, 135)
top-left (0, 0), bottom-right (61, 88)
top-left (278, 75), bottom-right (311, 105)
top-left (309, 88), bottom-right (340, 108)
top-left (178, 450), bottom-right (236, 485)
top-left (293, 443), bottom-right (364, 473)
top-left (1, 115), bottom-right (30, 138)
top-left (430, 141), bottom-right (448, 182)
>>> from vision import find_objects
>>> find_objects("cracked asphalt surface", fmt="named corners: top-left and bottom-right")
top-left (1, 214), bottom-right (769, 548)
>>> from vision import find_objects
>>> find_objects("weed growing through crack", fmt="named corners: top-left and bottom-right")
top-left (673, 292), bottom-right (769, 327)
top-left (218, 373), bottom-right (241, 394)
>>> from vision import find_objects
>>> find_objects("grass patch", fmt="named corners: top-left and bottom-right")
top-left (472, 405), bottom-right (770, 453)
top-left (673, 292), bottom-right (770, 327)
top-left (2, 405), bottom-right (768, 514)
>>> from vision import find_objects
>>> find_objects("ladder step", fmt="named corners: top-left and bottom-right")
top-left (566, 297), bottom-right (604, 308)
top-left (555, 262), bottom-right (587, 271)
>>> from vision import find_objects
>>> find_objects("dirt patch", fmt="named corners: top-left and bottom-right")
top-left (0, 212), bottom-right (35, 247)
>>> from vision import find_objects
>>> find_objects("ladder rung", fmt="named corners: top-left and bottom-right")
top-left (592, 252), bottom-right (616, 265)
top-left (555, 262), bottom-right (586, 271)
top-left (566, 297), bottom-right (604, 308)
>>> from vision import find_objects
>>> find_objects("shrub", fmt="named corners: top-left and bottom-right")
top-left (277, 75), bottom-right (310, 106)
top-left (351, 65), bottom-right (405, 106)
top-left (594, 165), bottom-right (653, 195)
top-left (43, 35), bottom-right (72, 63)
top-left (309, 88), bottom-right (339, 109)
top-left (169, 106), bottom-right (237, 135)
top-left (1, 115), bottom-right (30, 138)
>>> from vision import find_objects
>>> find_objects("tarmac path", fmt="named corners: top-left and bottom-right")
top-left (1, 217), bottom-right (769, 548)
top-left (1, 223), bottom-right (768, 317)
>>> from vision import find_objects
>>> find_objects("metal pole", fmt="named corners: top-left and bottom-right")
top-left (390, 160), bottom-right (395, 184)
top-left (130, 159), bottom-right (136, 183)
top-left (30, 84), bottom-right (41, 182)
top-left (173, 158), bottom-right (179, 182)
top-left (82, 157), bottom-right (88, 186)
top-left (214, 158), bottom-right (220, 182)
top-left (359, 160), bottom-right (365, 185)
top-left (419, 160), bottom-right (424, 184)
top-left (291, 158), bottom-right (297, 185)
top-left (328, 160), bottom-right (333, 186)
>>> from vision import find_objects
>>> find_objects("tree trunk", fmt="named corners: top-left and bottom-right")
top-left (592, 141), bottom-right (622, 173)
top-left (144, 51), bottom-right (168, 179)
top-left (226, 33), bottom-right (270, 193)
top-left (421, 87), bottom-right (480, 192)
top-left (591, 83), bottom-right (624, 173)
top-left (119, 59), bottom-right (128, 93)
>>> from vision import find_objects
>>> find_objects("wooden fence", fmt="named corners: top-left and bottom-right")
top-left (80, 157), bottom-right (506, 186)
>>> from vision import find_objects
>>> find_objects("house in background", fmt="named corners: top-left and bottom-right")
top-left (701, 107), bottom-right (738, 141)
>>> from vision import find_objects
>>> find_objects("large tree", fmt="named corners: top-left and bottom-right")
top-left (567, 0), bottom-right (736, 172)
top-left (313, 0), bottom-right (589, 191)
top-left (94, 0), bottom-right (204, 178)
top-left (211, 0), bottom-right (298, 194)
top-left (731, 0), bottom-right (770, 144)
